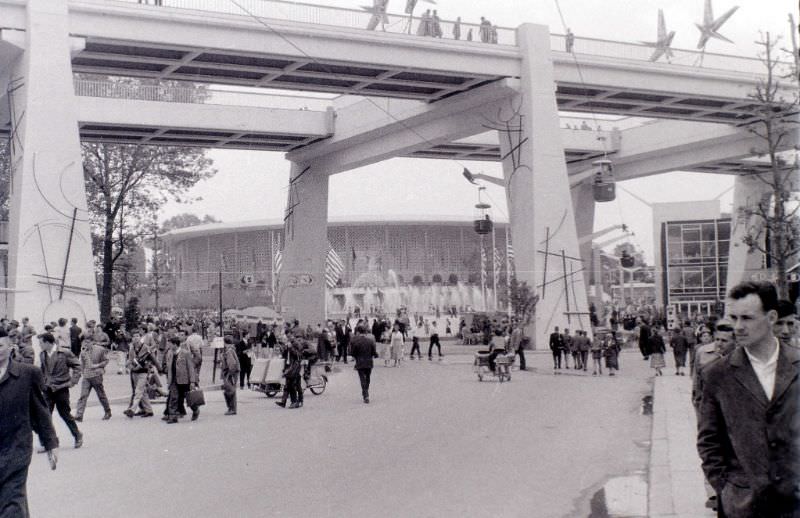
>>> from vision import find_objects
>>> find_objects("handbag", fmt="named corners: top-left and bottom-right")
top-left (186, 387), bottom-right (206, 407)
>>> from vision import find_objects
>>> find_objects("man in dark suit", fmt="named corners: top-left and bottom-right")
top-left (0, 339), bottom-right (59, 516)
top-left (697, 281), bottom-right (799, 517)
top-left (549, 326), bottom-right (563, 370)
top-left (638, 318), bottom-right (651, 360)
top-left (69, 317), bottom-right (83, 356)
top-left (39, 332), bottom-right (83, 448)
top-left (349, 325), bottom-right (378, 404)
top-left (163, 337), bottom-right (200, 423)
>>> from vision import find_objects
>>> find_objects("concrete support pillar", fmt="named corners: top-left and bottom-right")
top-left (278, 161), bottom-right (329, 326)
top-left (6, 0), bottom-right (98, 327)
top-left (572, 181), bottom-right (596, 299)
top-left (501, 23), bottom-right (589, 349)
top-left (726, 174), bottom-right (771, 291)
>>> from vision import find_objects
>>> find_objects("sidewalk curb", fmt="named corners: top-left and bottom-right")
top-left (96, 383), bottom-right (223, 407)
top-left (647, 376), bottom-right (713, 518)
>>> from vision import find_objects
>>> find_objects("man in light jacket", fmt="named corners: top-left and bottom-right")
top-left (163, 337), bottom-right (199, 424)
top-left (74, 337), bottom-right (111, 421)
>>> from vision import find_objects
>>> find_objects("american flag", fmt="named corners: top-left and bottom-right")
top-left (325, 246), bottom-right (345, 289)
top-left (273, 249), bottom-right (283, 276)
top-left (493, 247), bottom-right (503, 286)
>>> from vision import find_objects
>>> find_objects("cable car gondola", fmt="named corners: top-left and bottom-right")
top-left (592, 159), bottom-right (616, 202)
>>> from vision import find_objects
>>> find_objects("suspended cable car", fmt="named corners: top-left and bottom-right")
top-left (592, 159), bottom-right (616, 202)
top-left (473, 187), bottom-right (493, 235)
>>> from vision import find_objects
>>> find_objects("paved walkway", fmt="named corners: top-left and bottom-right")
top-left (648, 375), bottom-right (714, 518)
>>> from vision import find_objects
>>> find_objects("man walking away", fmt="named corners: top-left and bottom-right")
top-left (69, 318), bottom-right (82, 356)
top-left (350, 325), bottom-right (378, 404)
top-left (0, 339), bottom-right (59, 517)
top-left (221, 336), bottom-right (240, 415)
top-left (549, 326), bottom-right (563, 370)
top-left (697, 281), bottom-right (799, 517)
top-left (75, 337), bottom-right (112, 421)
top-left (39, 332), bottom-right (83, 448)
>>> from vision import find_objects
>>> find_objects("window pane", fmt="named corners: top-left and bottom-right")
top-left (703, 266), bottom-right (717, 287)
top-left (683, 242), bottom-right (701, 260)
top-left (717, 221), bottom-right (731, 240)
top-left (718, 240), bottom-right (729, 258)
top-left (683, 228), bottom-right (701, 242)
top-left (667, 225), bottom-right (681, 238)
top-left (669, 267), bottom-right (683, 290)
top-left (684, 269), bottom-right (702, 288)
top-left (701, 242), bottom-right (716, 258)
top-left (702, 223), bottom-right (716, 241)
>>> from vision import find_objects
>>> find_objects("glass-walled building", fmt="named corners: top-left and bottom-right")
top-left (661, 218), bottom-right (731, 319)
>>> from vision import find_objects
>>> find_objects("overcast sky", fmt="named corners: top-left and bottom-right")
top-left (159, 0), bottom-right (797, 263)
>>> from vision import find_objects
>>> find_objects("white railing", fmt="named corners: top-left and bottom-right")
top-left (74, 0), bottom-right (519, 45)
top-left (74, 77), bottom-right (335, 110)
top-left (550, 33), bottom-right (776, 75)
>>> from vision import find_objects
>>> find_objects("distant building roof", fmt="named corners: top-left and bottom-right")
top-left (162, 214), bottom-right (510, 242)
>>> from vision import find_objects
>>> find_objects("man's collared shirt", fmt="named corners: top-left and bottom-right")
top-left (744, 339), bottom-right (780, 401)
top-left (0, 358), bottom-right (8, 381)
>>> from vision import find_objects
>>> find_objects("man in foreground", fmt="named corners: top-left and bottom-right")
top-left (0, 339), bottom-right (59, 516)
top-left (697, 281), bottom-right (799, 517)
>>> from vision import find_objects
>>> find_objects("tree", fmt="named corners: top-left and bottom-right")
top-left (161, 213), bottom-right (220, 233)
top-left (507, 277), bottom-right (539, 326)
top-left (124, 296), bottom-right (141, 332)
top-left (83, 143), bottom-right (216, 322)
top-left (738, 32), bottom-right (800, 299)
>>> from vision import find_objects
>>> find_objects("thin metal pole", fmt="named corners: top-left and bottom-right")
top-left (59, 208), bottom-right (78, 300)
top-left (491, 223), bottom-right (498, 312)
top-left (505, 225), bottom-right (512, 319)
top-left (480, 235), bottom-right (486, 311)
top-left (541, 227), bottom-right (550, 299)
top-left (561, 250), bottom-right (571, 325)
top-left (36, 224), bottom-right (53, 302)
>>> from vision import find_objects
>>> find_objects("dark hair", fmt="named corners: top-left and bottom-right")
top-left (777, 300), bottom-right (797, 319)
top-left (728, 281), bottom-right (779, 313)
top-left (169, 337), bottom-right (181, 345)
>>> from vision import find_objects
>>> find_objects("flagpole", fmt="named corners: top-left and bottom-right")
top-left (491, 223), bottom-right (498, 312)
top-left (270, 231), bottom-right (276, 308)
top-left (480, 236), bottom-right (486, 312)
top-left (505, 224), bottom-right (512, 319)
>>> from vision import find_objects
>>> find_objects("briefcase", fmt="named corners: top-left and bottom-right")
top-left (186, 388), bottom-right (206, 407)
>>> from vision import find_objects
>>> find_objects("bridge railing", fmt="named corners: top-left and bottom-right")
top-left (74, 77), bottom-right (335, 110)
top-left (76, 0), bottom-right (519, 45)
top-left (550, 33), bottom-right (773, 75)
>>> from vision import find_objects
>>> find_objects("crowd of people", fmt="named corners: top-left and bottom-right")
top-left (2, 277), bottom-right (798, 516)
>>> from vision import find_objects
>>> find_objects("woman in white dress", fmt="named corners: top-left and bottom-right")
top-left (389, 324), bottom-right (404, 367)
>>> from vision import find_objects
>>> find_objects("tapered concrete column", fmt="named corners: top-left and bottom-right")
top-left (571, 180), bottom-right (596, 299)
top-left (500, 24), bottom-right (589, 349)
top-left (726, 174), bottom-right (771, 291)
top-left (6, 0), bottom-right (98, 327)
top-left (278, 161), bottom-right (329, 326)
